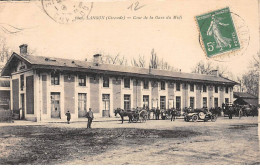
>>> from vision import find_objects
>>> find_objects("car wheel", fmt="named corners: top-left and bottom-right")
top-left (192, 115), bottom-right (198, 122)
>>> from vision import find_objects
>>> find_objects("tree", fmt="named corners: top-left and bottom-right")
top-left (89, 52), bottom-right (128, 66)
top-left (88, 48), bottom-right (177, 71)
top-left (241, 70), bottom-right (258, 96)
top-left (241, 53), bottom-right (259, 96)
top-left (149, 48), bottom-right (158, 69)
top-left (191, 60), bottom-right (231, 78)
top-left (0, 37), bottom-right (12, 64)
top-left (131, 55), bottom-right (145, 67)
top-left (158, 58), bottom-right (178, 71)
top-left (149, 48), bottom-right (177, 71)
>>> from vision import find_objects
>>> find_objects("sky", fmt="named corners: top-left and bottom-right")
top-left (0, 0), bottom-right (259, 78)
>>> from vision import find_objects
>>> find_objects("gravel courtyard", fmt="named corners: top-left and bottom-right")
top-left (0, 116), bottom-right (259, 165)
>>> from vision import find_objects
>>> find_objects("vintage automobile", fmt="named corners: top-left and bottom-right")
top-left (184, 108), bottom-right (217, 122)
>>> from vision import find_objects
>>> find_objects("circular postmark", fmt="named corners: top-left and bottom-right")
top-left (198, 12), bottom-right (250, 62)
top-left (41, 0), bottom-right (93, 24)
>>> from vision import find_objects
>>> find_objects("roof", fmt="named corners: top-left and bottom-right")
top-left (1, 52), bottom-right (237, 85)
top-left (233, 92), bottom-right (258, 99)
top-left (234, 98), bottom-right (258, 106)
top-left (242, 99), bottom-right (258, 106)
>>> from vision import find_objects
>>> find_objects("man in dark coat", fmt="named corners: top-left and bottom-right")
top-left (156, 107), bottom-right (160, 120)
top-left (86, 108), bottom-right (94, 128)
top-left (65, 111), bottom-right (71, 124)
top-left (170, 108), bottom-right (176, 122)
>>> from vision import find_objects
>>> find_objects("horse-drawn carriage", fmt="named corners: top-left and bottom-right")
top-left (223, 103), bottom-right (239, 119)
top-left (114, 108), bottom-right (148, 124)
top-left (241, 104), bottom-right (258, 117)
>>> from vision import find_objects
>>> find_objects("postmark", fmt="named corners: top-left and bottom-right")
top-left (196, 7), bottom-right (241, 58)
top-left (41, 0), bottom-right (93, 24)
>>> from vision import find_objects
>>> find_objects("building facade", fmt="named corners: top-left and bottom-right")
top-left (1, 45), bottom-right (236, 122)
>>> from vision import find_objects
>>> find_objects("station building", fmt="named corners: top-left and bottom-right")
top-left (0, 44), bottom-right (237, 122)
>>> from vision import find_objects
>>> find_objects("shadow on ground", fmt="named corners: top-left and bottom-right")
top-left (0, 126), bottom-right (200, 164)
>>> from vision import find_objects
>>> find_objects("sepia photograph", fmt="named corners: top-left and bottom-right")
top-left (0, 0), bottom-right (259, 165)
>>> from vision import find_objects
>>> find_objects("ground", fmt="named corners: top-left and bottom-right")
top-left (0, 116), bottom-right (259, 165)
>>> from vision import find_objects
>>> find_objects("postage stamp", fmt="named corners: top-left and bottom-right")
top-left (196, 7), bottom-right (240, 58)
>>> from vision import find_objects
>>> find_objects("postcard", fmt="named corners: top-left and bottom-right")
top-left (0, 0), bottom-right (259, 165)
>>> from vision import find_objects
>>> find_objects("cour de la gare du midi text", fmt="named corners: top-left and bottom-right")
top-left (86, 15), bottom-right (182, 20)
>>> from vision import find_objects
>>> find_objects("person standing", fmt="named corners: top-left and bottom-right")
top-left (171, 108), bottom-right (176, 122)
top-left (86, 108), bottom-right (94, 128)
top-left (156, 107), bottom-right (160, 120)
top-left (65, 111), bottom-right (71, 124)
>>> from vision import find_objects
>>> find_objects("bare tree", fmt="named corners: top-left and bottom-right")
top-left (148, 49), bottom-right (178, 71)
top-left (157, 58), bottom-right (178, 71)
top-left (149, 48), bottom-right (158, 69)
top-left (250, 52), bottom-right (260, 70)
top-left (88, 52), bottom-right (128, 66)
top-left (191, 60), bottom-right (231, 78)
top-left (241, 53), bottom-right (259, 96)
top-left (0, 37), bottom-right (12, 63)
top-left (131, 55), bottom-right (146, 67)
top-left (242, 70), bottom-right (258, 96)
top-left (117, 55), bottom-right (128, 66)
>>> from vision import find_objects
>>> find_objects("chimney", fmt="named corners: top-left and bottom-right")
top-left (93, 54), bottom-right (101, 66)
top-left (210, 70), bottom-right (219, 77)
top-left (19, 44), bottom-right (28, 55)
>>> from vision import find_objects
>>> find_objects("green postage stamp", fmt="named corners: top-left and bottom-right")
top-left (196, 7), bottom-right (240, 58)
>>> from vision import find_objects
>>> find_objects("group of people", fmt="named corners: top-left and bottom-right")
top-left (65, 108), bottom-right (94, 128)
top-left (148, 107), bottom-right (178, 121)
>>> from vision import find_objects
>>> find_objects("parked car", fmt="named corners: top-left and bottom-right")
top-left (184, 108), bottom-right (217, 122)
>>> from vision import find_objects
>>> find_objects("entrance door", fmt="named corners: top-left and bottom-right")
top-left (102, 94), bottom-right (110, 117)
top-left (51, 92), bottom-right (60, 118)
top-left (20, 94), bottom-right (25, 120)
